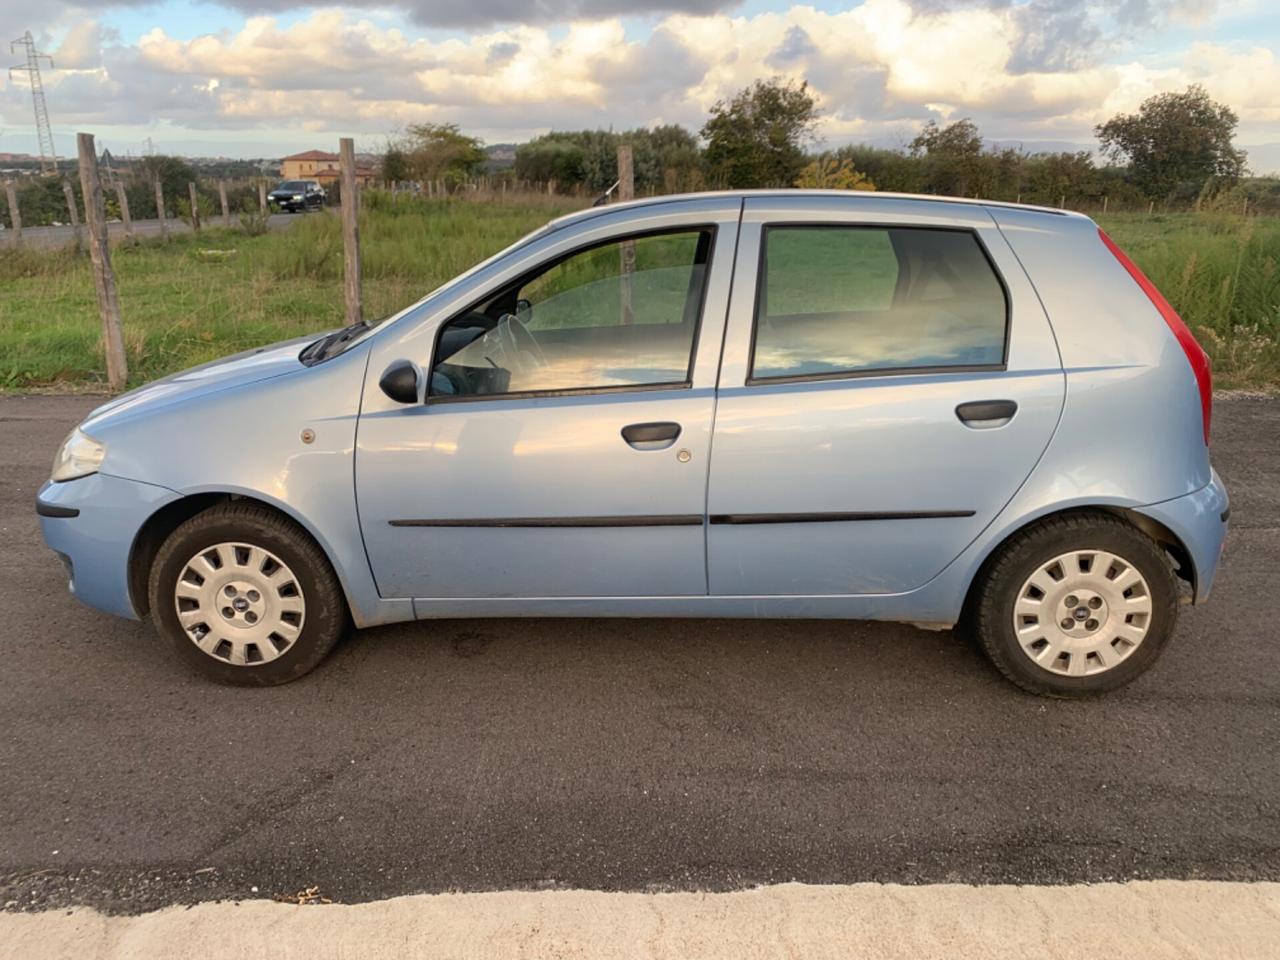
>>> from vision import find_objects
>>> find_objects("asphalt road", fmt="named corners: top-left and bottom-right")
top-left (1, 212), bottom-right (300, 249)
top-left (1, 394), bottom-right (1278, 914)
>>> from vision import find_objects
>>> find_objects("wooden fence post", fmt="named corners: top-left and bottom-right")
top-left (187, 182), bottom-right (201, 232)
top-left (155, 178), bottom-right (169, 241)
top-left (339, 138), bottom-right (363, 327)
top-left (114, 182), bottom-right (134, 242)
top-left (62, 179), bottom-right (83, 252)
top-left (1102, 195), bottom-right (1109, 215)
top-left (3, 180), bottom-right (20, 246)
top-left (258, 180), bottom-right (268, 212)
top-left (218, 180), bottom-right (230, 228)
top-left (617, 144), bottom-right (636, 326)
top-left (1148, 200), bottom-right (1155, 215)
top-left (77, 133), bottom-right (128, 392)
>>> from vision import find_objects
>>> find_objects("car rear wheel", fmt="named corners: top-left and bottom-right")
top-left (971, 512), bottom-right (1180, 697)
top-left (148, 503), bottom-right (348, 685)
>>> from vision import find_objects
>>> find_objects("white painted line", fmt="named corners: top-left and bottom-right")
top-left (3, 880), bottom-right (1279, 960)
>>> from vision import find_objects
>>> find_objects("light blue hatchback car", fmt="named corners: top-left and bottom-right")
top-left (37, 191), bottom-right (1228, 695)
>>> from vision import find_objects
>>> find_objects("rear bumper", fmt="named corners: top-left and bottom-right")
top-left (36, 474), bottom-right (179, 621)
top-left (1136, 468), bottom-right (1230, 603)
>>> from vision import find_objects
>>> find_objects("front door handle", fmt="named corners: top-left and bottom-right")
top-left (956, 400), bottom-right (1018, 428)
top-left (621, 421), bottom-right (682, 449)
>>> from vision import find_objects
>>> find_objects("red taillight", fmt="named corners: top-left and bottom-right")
top-left (1098, 228), bottom-right (1212, 445)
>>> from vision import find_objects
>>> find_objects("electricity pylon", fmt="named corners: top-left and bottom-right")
top-left (9, 32), bottom-right (57, 174)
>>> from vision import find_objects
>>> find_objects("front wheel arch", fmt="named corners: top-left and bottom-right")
top-left (128, 493), bottom-right (349, 620)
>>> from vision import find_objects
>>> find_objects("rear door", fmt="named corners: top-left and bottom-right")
top-left (706, 195), bottom-right (1064, 596)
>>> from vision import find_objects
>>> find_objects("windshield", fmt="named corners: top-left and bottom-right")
top-left (277, 181), bottom-right (309, 191)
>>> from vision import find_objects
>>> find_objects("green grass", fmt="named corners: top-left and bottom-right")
top-left (1, 199), bottom-right (1277, 390)
top-left (0, 194), bottom-right (582, 390)
top-left (1096, 212), bottom-right (1280, 388)
top-left (764, 227), bottom-right (899, 315)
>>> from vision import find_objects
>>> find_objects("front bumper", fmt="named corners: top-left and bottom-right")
top-left (1136, 467), bottom-right (1230, 603)
top-left (36, 474), bottom-right (180, 621)
top-left (270, 196), bottom-right (307, 210)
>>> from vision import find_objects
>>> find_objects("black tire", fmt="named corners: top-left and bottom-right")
top-left (148, 503), bottom-right (348, 686)
top-left (970, 512), bottom-right (1180, 697)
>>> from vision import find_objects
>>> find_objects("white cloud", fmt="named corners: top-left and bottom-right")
top-left (2, 0), bottom-right (1277, 151)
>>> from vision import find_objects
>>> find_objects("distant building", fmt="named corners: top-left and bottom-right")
top-left (280, 150), bottom-right (377, 187)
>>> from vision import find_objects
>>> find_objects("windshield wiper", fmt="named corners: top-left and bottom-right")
top-left (301, 320), bottom-right (369, 365)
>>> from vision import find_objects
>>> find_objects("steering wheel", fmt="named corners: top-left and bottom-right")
top-left (496, 312), bottom-right (548, 372)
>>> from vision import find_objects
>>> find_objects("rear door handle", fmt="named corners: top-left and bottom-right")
top-left (956, 400), bottom-right (1018, 428)
top-left (622, 421), bottom-right (682, 449)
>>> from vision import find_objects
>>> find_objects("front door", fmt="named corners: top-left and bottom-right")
top-left (707, 196), bottom-right (1065, 596)
top-left (357, 202), bottom-right (740, 599)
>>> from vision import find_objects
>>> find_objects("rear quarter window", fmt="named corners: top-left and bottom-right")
top-left (751, 225), bottom-right (1008, 381)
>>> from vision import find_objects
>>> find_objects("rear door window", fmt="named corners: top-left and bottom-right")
top-left (750, 226), bottom-right (1008, 381)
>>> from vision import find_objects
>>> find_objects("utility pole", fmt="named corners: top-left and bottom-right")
top-left (8, 32), bottom-right (57, 174)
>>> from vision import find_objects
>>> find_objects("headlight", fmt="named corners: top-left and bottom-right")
top-left (51, 428), bottom-right (106, 482)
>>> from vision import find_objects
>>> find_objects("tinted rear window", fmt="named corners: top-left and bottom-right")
top-left (751, 226), bottom-right (1008, 380)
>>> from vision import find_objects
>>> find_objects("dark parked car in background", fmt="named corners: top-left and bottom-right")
top-left (268, 180), bottom-right (324, 213)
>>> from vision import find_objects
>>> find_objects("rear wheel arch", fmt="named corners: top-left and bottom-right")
top-left (129, 493), bottom-right (350, 619)
top-left (962, 504), bottom-right (1195, 622)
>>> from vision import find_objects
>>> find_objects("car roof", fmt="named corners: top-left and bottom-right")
top-left (545, 189), bottom-right (1084, 233)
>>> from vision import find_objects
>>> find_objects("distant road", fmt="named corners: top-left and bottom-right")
top-left (1, 211), bottom-right (303, 250)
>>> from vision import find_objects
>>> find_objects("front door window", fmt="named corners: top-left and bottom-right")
top-left (430, 229), bottom-right (714, 398)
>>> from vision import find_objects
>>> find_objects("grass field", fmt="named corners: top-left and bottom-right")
top-left (0, 195), bottom-right (1277, 390)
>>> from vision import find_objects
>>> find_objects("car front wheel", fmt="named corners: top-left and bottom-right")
top-left (971, 512), bottom-right (1180, 697)
top-left (148, 503), bottom-right (348, 685)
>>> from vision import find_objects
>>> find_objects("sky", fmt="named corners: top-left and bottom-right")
top-left (1, 0), bottom-right (1278, 167)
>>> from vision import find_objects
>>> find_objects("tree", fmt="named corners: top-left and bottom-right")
top-left (835, 144), bottom-right (924, 193)
top-left (122, 154), bottom-right (200, 220)
top-left (1020, 151), bottom-right (1103, 206)
top-left (398, 123), bottom-right (486, 184)
top-left (701, 78), bottom-right (819, 188)
top-left (381, 144), bottom-right (410, 183)
top-left (1095, 85), bottom-right (1247, 199)
top-left (795, 155), bottom-right (875, 191)
top-left (514, 137), bottom-right (587, 186)
top-left (909, 118), bottom-right (987, 197)
top-left (513, 126), bottom-right (703, 193)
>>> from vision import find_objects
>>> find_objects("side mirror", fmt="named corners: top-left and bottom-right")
top-left (379, 360), bottom-right (422, 404)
